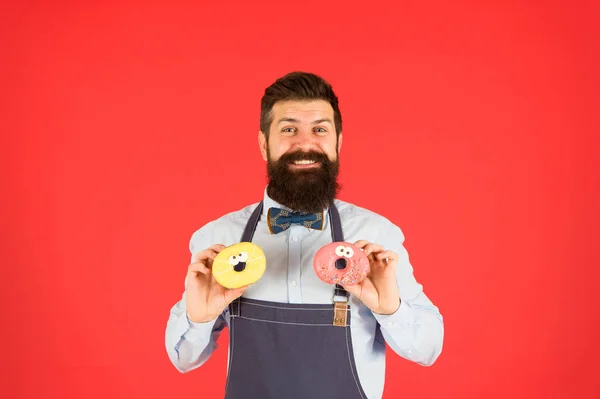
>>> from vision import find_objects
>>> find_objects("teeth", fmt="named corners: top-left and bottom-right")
top-left (293, 160), bottom-right (316, 165)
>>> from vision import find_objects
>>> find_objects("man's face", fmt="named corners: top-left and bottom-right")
top-left (259, 99), bottom-right (341, 166)
top-left (258, 100), bottom-right (343, 213)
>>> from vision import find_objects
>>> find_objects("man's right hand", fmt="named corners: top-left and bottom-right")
top-left (185, 244), bottom-right (248, 323)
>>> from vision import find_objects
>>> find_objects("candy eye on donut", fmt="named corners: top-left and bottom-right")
top-left (228, 254), bottom-right (240, 266)
top-left (343, 247), bottom-right (354, 258)
top-left (335, 245), bottom-right (346, 257)
top-left (237, 252), bottom-right (249, 262)
top-left (228, 252), bottom-right (249, 265)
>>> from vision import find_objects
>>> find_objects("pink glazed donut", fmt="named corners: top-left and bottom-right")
top-left (313, 242), bottom-right (370, 286)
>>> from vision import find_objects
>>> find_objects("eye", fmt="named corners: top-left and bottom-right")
top-left (344, 247), bottom-right (354, 258)
top-left (314, 127), bottom-right (327, 133)
top-left (237, 252), bottom-right (248, 262)
top-left (335, 245), bottom-right (345, 257)
top-left (282, 127), bottom-right (296, 133)
top-left (228, 255), bottom-right (240, 266)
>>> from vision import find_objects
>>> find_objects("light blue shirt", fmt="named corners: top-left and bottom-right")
top-left (165, 188), bottom-right (444, 399)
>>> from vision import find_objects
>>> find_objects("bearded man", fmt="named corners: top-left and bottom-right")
top-left (165, 71), bottom-right (444, 399)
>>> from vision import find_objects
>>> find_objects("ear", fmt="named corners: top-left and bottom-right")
top-left (337, 133), bottom-right (343, 153)
top-left (258, 131), bottom-right (268, 161)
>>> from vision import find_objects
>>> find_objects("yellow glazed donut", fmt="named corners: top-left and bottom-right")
top-left (212, 242), bottom-right (266, 289)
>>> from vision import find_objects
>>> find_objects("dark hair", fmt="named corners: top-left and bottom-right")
top-left (260, 71), bottom-right (342, 138)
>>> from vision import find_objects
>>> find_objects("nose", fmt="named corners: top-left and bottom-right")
top-left (291, 128), bottom-right (317, 152)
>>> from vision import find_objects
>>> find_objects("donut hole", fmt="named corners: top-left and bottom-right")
top-left (335, 258), bottom-right (347, 270)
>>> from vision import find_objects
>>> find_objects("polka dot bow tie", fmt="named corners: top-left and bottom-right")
top-left (267, 207), bottom-right (324, 234)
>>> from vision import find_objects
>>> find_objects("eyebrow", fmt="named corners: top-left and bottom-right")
top-left (276, 117), bottom-right (334, 125)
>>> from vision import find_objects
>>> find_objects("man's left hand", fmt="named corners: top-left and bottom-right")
top-left (342, 240), bottom-right (400, 315)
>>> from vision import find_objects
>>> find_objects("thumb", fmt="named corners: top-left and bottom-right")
top-left (341, 283), bottom-right (362, 299)
top-left (223, 285), bottom-right (249, 304)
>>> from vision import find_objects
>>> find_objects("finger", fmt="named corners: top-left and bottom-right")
top-left (375, 250), bottom-right (398, 263)
top-left (342, 283), bottom-right (362, 299)
top-left (223, 285), bottom-right (249, 304)
top-left (362, 243), bottom-right (385, 257)
top-left (193, 244), bottom-right (226, 263)
top-left (188, 262), bottom-right (210, 275)
top-left (353, 240), bottom-right (371, 249)
top-left (343, 278), bottom-right (375, 302)
top-left (209, 244), bottom-right (227, 253)
top-left (192, 250), bottom-right (216, 264)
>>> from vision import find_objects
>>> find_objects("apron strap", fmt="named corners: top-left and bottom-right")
top-left (327, 204), bottom-right (349, 301)
top-left (240, 201), bottom-right (264, 242)
top-left (328, 203), bottom-right (344, 242)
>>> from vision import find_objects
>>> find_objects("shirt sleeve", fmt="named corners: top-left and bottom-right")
top-left (164, 223), bottom-right (229, 373)
top-left (371, 223), bottom-right (444, 366)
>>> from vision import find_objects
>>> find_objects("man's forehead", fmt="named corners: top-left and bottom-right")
top-left (272, 100), bottom-right (334, 121)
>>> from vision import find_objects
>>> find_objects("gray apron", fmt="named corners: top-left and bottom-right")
top-left (224, 201), bottom-right (368, 399)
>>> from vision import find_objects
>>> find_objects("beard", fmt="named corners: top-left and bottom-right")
top-left (266, 148), bottom-right (340, 213)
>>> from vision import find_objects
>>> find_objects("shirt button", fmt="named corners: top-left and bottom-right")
top-left (292, 236), bottom-right (298, 242)
top-left (291, 280), bottom-right (297, 287)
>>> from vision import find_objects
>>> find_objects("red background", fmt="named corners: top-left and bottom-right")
top-left (2, 1), bottom-right (599, 398)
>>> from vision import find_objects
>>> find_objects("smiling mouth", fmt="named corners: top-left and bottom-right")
top-left (293, 159), bottom-right (316, 165)
top-left (289, 159), bottom-right (321, 168)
